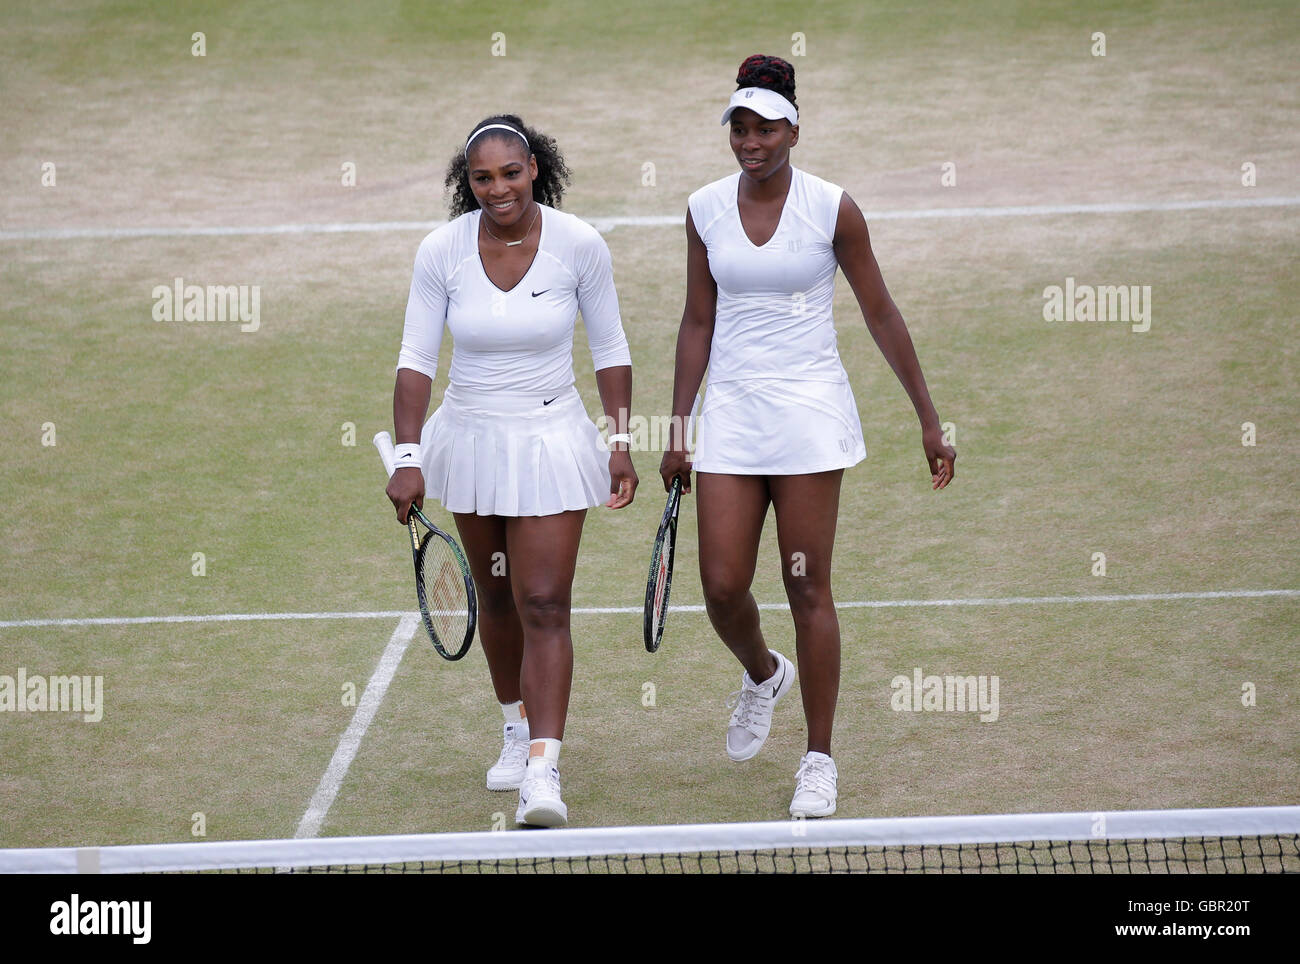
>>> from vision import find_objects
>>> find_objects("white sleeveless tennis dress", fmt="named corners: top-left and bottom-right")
top-left (689, 166), bottom-right (867, 475)
top-left (396, 205), bottom-right (631, 516)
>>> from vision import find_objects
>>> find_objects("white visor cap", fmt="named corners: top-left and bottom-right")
top-left (720, 87), bottom-right (798, 126)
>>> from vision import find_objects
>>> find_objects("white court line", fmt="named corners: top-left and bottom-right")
top-left (0, 610), bottom-right (412, 628)
top-left (293, 612), bottom-right (419, 840)
top-left (2, 196), bottom-right (1297, 241)
top-left (860, 195), bottom-right (1300, 220)
top-left (2, 589), bottom-right (1296, 629)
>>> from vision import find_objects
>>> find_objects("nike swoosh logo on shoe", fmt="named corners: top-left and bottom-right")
top-left (769, 663), bottom-right (786, 694)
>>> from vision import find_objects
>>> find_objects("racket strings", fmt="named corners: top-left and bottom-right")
top-left (646, 529), bottom-right (675, 649)
top-left (419, 537), bottom-right (471, 649)
top-left (653, 545), bottom-right (670, 613)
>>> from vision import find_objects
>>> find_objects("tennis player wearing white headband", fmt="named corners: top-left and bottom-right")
top-left (388, 113), bottom-right (638, 828)
top-left (660, 55), bottom-right (955, 817)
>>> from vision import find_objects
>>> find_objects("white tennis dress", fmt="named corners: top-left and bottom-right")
top-left (689, 166), bottom-right (867, 475)
top-left (396, 205), bottom-right (631, 516)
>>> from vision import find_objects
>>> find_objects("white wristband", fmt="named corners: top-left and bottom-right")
top-left (393, 443), bottom-right (422, 470)
top-left (607, 433), bottom-right (633, 447)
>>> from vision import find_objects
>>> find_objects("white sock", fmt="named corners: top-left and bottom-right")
top-left (528, 738), bottom-right (561, 769)
top-left (501, 700), bottom-right (525, 724)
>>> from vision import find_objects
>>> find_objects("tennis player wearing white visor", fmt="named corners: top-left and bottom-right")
top-left (388, 113), bottom-right (638, 828)
top-left (660, 55), bottom-right (955, 818)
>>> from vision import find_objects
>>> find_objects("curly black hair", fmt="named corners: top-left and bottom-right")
top-left (735, 53), bottom-right (797, 110)
top-left (443, 114), bottom-right (572, 218)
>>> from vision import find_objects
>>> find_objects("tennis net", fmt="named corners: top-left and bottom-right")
top-left (3, 806), bottom-right (1296, 874)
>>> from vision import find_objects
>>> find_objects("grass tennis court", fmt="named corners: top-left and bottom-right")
top-left (1, 0), bottom-right (1296, 849)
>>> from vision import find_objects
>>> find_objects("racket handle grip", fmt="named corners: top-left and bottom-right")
top-left (373, 431), bottom-right (398, 478)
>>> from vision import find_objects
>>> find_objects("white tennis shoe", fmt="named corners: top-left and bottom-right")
top-left (790, 751), bottom-right (838, 817)
top-left (515, 758), bottom-right (568, 828)
top-left (487, 721), bottom-right (530, 791)
top-left (726, 650), bottom-right (796, 761)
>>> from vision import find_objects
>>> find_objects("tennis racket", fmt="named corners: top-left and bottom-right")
top-left (374, 431), bottom-right (477, 661)
top-left (643, 474), bottom-right (683, 653)
top-left (643, 394), bottom-right (700, 654)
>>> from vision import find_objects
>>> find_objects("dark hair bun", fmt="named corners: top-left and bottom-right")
top-left (736, 54), bottom-right (796, 107)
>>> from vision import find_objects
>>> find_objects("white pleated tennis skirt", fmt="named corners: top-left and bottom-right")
top-left (692, 377), bottom-right (867, 475)
top-left (420, 384), bottom-right (609, 516)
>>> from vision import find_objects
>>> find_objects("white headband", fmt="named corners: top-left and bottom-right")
top-left (464, 123), bottom-right (530, 155)
top-left (720, 87), bottom-right (798, 126)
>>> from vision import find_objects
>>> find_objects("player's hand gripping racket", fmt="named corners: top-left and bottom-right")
top-left (643, 475), bottom-right (683, 653)
top-left (374, 431), bottom-right (477, 661)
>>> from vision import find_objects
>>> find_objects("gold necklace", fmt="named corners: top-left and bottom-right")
top-left (481, 204), bottom-right (540, 247)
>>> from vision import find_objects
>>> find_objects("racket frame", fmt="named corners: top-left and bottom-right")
top-left (407, 504), bottom-right (477, 661)
top-left (374, 430), bottom-right (477, 661)
top-left (643, 475), bottom-right (683, 653)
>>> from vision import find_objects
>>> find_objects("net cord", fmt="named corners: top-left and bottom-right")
top-left (2, 806), bottom-right (1297, 874)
